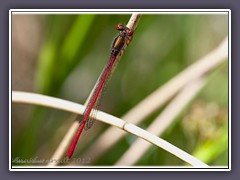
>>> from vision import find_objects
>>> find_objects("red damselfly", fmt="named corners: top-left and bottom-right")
top-left (67, 24), bottom-right (134, 158)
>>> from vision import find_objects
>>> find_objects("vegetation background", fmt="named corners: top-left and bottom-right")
top-left (12, 13), bottom-right (228, 166)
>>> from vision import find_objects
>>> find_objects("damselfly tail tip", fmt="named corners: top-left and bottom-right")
top-left (66, 122), bottom-right (85, 159)
top-left (67, 149), bottom-right (73, 159)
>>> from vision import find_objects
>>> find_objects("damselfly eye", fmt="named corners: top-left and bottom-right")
top-left (116, 24), bottom-right (125, 31)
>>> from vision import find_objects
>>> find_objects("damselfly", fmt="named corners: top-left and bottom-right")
top-left (67, 24), bottom-right (134, 158)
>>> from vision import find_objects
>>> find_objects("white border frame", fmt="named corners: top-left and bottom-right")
top-left (9, 9), bottom-right (231, 171)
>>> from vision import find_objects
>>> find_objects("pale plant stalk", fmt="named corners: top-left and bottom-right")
top-left (81, 36), bottom-right (228, 162)
top-left (46, 13), bottom-right (142, 166)
top-left (116, 77), bottom-right (206, 165)
top-left (12, 91), bottom-right (208, 167)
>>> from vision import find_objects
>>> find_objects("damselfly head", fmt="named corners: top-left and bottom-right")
top-left (116, 24), bottom-right (134, 37)
top-left (116, 24), bottom-right (125, 31)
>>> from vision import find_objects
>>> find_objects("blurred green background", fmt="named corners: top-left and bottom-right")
top-left (12, 13), bottom-right (228, 166)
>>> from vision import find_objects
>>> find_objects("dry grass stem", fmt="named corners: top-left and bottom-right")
top-left (115, 78), bottom-right (206, 165)
top-left (12, 90), bottom-right (208, 167)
